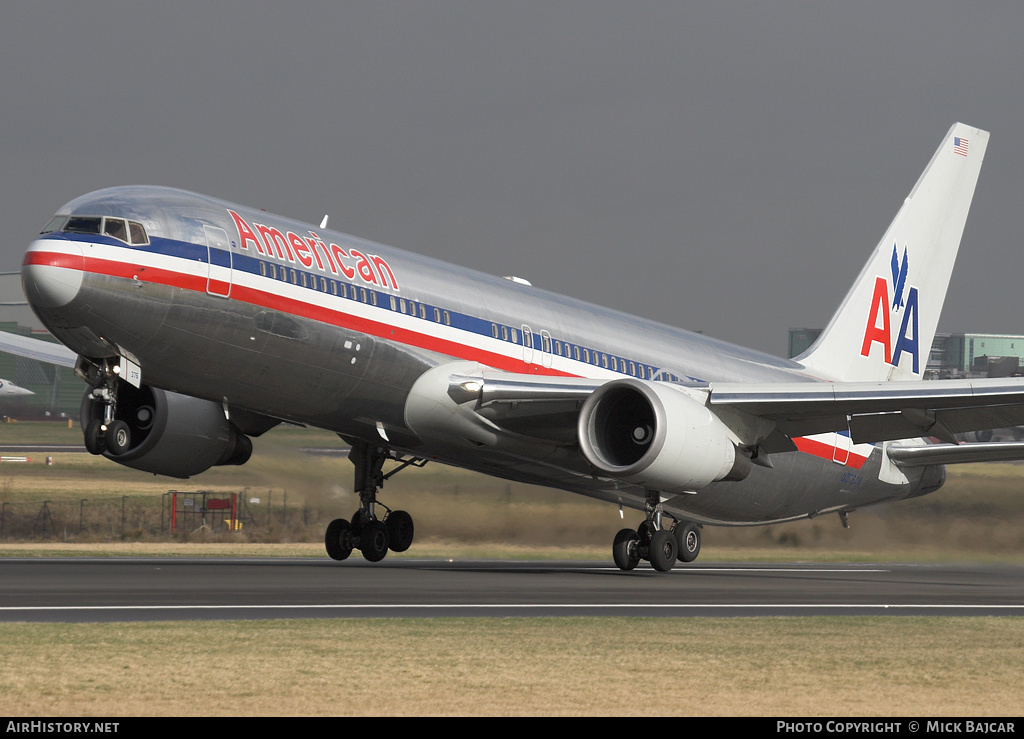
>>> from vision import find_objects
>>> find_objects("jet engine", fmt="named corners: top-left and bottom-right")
top-left (577, 379), bottom-right (749, 492)
top-left (80, 385), bottom-right (252, 478)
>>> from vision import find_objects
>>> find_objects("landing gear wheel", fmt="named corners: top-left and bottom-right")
top-left (105, 420), bottom-right (131, 456)
top-left (612, 528), bottom-right (641, 571)
top-left (637, 520), bottom-right (655, 546)
top-left (675, 523), bottom-right (701, 563)
top-left (648, 529), bottom-right (677, 572)
top-left (325, 518), bottom-right (353, 561)
top-left (360, 519), bottom-right (389, 562)
top-left (350, 509), bottom-right (365, 535)
top-left (386, 510), bottom-right (414, 552)
top-left (84, 420), bottom-right (107, 455)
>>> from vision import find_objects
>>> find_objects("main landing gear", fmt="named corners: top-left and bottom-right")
top-left (612, 495), bottom-right (702, 572)
top-left (324, 440), bottom-right (424, 563)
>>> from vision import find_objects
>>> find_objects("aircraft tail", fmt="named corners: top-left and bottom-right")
top-left (796, 123), bottom-right (989, 382)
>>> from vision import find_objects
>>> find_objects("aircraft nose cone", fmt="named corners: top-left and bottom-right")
top-left (21, 240), bottom-right (84, 308)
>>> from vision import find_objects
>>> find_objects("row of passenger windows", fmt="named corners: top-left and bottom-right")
top-left (257, 260), bottom-right (454, 326)
top-left (257, 256), bottom-right (683, 381)
top-left (41, 215), bottom-right (149, 246)
top-left (486, 320), bottom-right (670, 380)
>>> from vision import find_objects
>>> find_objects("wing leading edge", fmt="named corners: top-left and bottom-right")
top-left (451, 370), bottom-right (1024, 456)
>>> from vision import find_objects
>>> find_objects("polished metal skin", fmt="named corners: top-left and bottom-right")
top-left (19, 184), bottom-right (925, 527)
top-left (19, 124), bottom-right (1003, 537)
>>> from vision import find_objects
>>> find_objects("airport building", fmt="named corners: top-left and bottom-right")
top-left (789, 328), bottom-right (1024, 378)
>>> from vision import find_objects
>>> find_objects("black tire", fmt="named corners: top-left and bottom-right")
top-left (637, 520), bottom-right (655, 546)
top-left (105, 420), bottom-right (131, 456)
top-left (612, 528), bottom-right (641, 571)
top-left (324, 518), bottom-right (353, 561)
top-left (350, 509), bottom-right (365, 535)
top-left (360, 519), bottom-right (389, 562)
top-left (648, 530), bottom-right (677, 572)
top-left (386, 510), bottom-right (414, 552)
top-left (675, 523), bottom-right (701, 563)
top-left (84, 420), bottom-right (106, 455)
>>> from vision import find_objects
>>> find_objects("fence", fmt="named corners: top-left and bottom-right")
top-left (0, 489), bottom-right (329, 541)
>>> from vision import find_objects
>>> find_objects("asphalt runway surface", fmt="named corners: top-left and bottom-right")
top-left (1, 558), bottom-right (1022, 622)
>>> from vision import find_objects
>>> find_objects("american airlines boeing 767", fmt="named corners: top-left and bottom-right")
top-left (10, 123), bottom-right (1024, 571)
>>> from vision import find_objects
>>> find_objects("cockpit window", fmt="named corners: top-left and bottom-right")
top-left (46, 215), bottom-right (150, 245)
top-left (104, 218), bottom-right (128, 242)
top-left (128, 221), bottom-right (148, 245)
top-left (63, 216), bottom-right (102, 234)
top-left (40, 215), bottom-right (67, 234)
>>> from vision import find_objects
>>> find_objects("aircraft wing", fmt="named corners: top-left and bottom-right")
top-left (448, 371), bottom-right (1024, 450)
top-left (708, 377), bottom-right (1024, 445)
top-left (0, 330), bottom-right (77, 368)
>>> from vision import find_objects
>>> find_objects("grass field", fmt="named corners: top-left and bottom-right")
top-left (1, 617), bottom-right (1021, 716)
top-left (1, 421), bottom-right (1022, 716)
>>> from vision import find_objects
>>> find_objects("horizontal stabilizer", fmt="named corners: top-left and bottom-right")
top-left (888, 441), bottom-right (1024, 467)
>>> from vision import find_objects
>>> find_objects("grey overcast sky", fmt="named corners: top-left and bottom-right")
top-left (3, 1), bottom-right (1023, 355)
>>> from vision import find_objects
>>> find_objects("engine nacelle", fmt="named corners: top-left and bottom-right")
top-left (81, 385), bottom-right (252, 478)
top-left (577, 379), bottom-right (748, 492)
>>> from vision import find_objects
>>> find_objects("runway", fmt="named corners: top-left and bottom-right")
top-left (1, 558), bottom-right (1022, 622)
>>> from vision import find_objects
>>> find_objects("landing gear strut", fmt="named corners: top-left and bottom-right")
top-left (79, 358), bottom-right (134, 457)
top-left (611, 493), bottom-right (701, 572)
top-left (324, 440), bottom-right (424, 563)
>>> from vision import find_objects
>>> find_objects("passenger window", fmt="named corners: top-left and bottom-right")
top-left (401, 300), bottom-right (408, 314)
top-left (290, 270), bottom-right (298, 285)
top-left (501, 326), bottom-right (508, 341)
top-left (390, 296), bottom-right (397, 310)
top-left (300, 272), bottom-right (307, 288)
top-left (419, 305), bottom-right (426, 319)
top-left (370, 292), bottom-right (377, 306)
top-left (360, 288), bottom-right (368, 303)
top-left (433, 308), bottom-right (440, 322)
top-left (320, 277), bottom-right (328, 292)
top-left (491, 324), bottom-right (499, 338)
top-left (574, 346), bottom-right (580, 361)
top-left (331, 281), bottom-right (338, 296)
top-left (511, 328), bottom-right (518, 344)
top-left (259, 262), bottom-right (267, 277)
top-left (582, 348), bottom-right (589, 363)
top-left (443, 311), bottom-right (451, 326)
top-left (268, 264), bottom-right (276, 279)
top-left (610, 356), bottom-right (617, 371)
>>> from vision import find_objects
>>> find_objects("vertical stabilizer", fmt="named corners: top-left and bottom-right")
top-left (797, 123), bottom-right (988, 382)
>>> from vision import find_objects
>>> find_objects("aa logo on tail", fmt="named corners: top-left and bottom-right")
top-left (860, 244), bottom-right (920, 374)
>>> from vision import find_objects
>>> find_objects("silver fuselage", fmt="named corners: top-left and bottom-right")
top-left (22, 186), bottom-right (944, 525)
